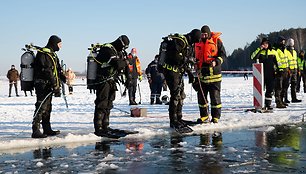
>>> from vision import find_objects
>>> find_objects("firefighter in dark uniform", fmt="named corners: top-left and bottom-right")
top-left (194, 25), bottom-right (226, 124)
top-left (161, 29), bottom-right (201, 133)
top-left (93, 35), bottom-right (131, 138)
top-left (145, 54), bottom-right (165, 104)
top-left (251, 37), bottom-right (278, 110)
top-left (32, 35), bottom-right (66, 138)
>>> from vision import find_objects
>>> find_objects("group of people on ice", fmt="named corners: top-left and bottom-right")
top-left (251, 36), bottom-right (305, 110)
top-left (22, 24), bottom-right (226, 138)
top-left (12, 23), bottom-right (305, 138)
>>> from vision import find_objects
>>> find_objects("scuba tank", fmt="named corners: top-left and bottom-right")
top-left (158, 37), bottom-right (168, 70)
top-left (87, 44), bottom-right (99, 86)
top-left (20, 46), bottom-right (35, 82)
top-left (87, 52), bottom-right (97, 81)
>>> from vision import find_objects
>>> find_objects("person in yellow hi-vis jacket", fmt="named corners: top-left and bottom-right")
top-left (274, 36), bottom-right (290, 108)
top-left (251, 37), bottom-right (278, 110)
top-left (283, 38), bottom-right (301, 103)
top-left (297, 50), bottom-right (306, 93)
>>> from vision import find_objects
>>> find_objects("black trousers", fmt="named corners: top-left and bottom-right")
top-left (150, 80), bottom-right (163, 100)
top-left (197, 81), bottom-right (221, 119)
top-left (283, 69), bottom-right (298, 100)
top-left (275, 70), bottom-right (288, 103)
top-left (128, 78), bottom-right (138, 102)
top-left (163, 70), bottom-right (185, 124)
top-left (94, 80), bottom-right (116, 132)
top-left (33, 81), bottom-right (53, 132)
top-left (297, 72), bottom-right (306, 92)
top-left (9, 81), bottom-right (18, 96)
top-left (264, 75), bottom-right (275, 107)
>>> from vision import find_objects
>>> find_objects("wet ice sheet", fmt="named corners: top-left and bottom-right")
top-left (0, 125), bottom-right (305, 173)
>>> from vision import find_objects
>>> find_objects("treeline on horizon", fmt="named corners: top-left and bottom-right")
top-left (223, 28), bottom-right (306, 71)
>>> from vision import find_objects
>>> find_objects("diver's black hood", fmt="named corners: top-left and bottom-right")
top-left (110, 35), bottom-right (130, 51)
top-left (46, 35), bottom-right (62, 52)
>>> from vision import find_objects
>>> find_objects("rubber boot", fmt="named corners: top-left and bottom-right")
top-left (211, 108), bottom-right (221, 123)
top-left (102, 110), bottom-right (110, 130)
top-left (94, 112), bottom-right (104, 136)
top-left (276, 102), bottom-right (286, 108)
top-left (42, 110), bottom-right (60, 136)
top-left (32, 122), bottom-right (47, 138)
top-left (169, 113), bottom-right (179, 129)
top-left (129, 98), bottom-right (137, 105)
top-left (264, 99), bottom-right (273, 110)
top-left (291, 86), bottom-right (301, 102)
top-left (42, 123), bottom-right (60, 136)
top-left (284, 92), bottom-right (290, 104)
top-left (150, 98), bottom-right (154, 105)
top-left (276, 91), bottom-right (286, 108)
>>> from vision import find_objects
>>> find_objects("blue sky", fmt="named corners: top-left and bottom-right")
top-left (1, 0), bottom-right (306, 75)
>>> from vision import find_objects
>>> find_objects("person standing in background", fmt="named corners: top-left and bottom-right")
top-left (274, 36), bottom-right (289, 108)
top-left (7, 65), bottom-right (20, 97)
top-left (251, 37), bottom-right (278, 110)
top-left (65, 68), bottom-right (76, 94)
top-left (297, 50), bottom-right (306, 93)
top-left (283, 38), bottom-right (301, 103)
top-left (127, 48), bottom-right (143, 105)
top-left (145, 54), bottom-right (165, 104)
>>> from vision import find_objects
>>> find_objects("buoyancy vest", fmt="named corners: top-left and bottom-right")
top-left (37, 47), bottom-right (60, 88)
top-left (195, 32), bottom-right (222, 69)
top-left (95, 43), bottom-right (118, 79)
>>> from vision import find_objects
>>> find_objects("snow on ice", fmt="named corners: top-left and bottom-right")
top-left (0, 75), bottom-right (305, 153)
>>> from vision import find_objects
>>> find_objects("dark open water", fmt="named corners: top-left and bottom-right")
top-left (0, 124), bottom-right (305, 174)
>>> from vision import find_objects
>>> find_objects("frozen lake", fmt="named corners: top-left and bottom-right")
top-left (0, 124), bottom-right (305, 173)
top-left (0, 76), bottom-right (305, 173)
